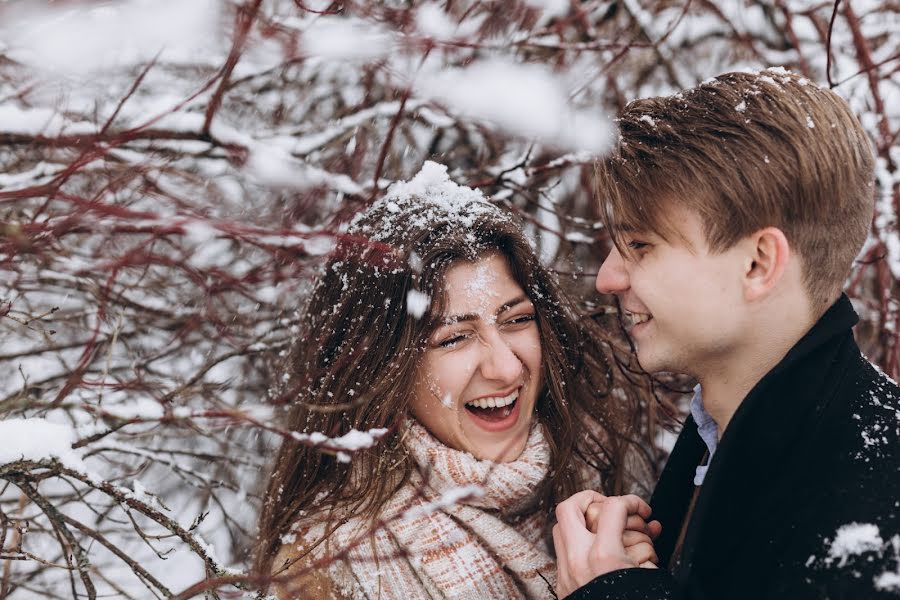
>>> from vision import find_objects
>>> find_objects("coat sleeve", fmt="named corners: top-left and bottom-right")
top-left (565, 568), bottom-right (677, 600)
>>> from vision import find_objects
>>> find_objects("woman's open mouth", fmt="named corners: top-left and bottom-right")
top-left (464, 389), bottom-right (520, 431)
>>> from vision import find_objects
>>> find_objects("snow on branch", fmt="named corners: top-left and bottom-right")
top-left (1, 0), bottom-right (898, 598)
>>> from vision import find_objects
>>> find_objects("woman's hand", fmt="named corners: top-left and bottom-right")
top-left (552, 491), bottom-right (660, 598)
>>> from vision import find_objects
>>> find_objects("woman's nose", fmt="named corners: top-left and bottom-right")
top-left (478, 330), bottom-right (523, 384)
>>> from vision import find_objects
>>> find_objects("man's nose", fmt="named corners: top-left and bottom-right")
top-left (595, 245), bottom-right (629, 294)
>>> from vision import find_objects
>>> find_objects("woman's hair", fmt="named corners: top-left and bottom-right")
top-left (255, 162), bottom-right (656, 576)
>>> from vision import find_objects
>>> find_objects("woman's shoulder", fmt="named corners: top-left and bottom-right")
top-left (271, 532), bottom-right (364, 600)
top-left (269, 505), bottom-right (376, 600)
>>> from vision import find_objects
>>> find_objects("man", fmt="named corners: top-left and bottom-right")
top-left (553, 69), bottom-right (900, 599)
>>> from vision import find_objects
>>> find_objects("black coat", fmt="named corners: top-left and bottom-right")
top-left (570, 295), bottom-right (900, 600)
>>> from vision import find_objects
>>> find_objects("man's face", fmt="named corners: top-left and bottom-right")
top-left (595, 205), bottom-right (749, 376)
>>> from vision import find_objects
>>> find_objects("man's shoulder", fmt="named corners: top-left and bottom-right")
top-left (841, 354), bottom-right (900, 451)
top-left (805, 353), bottom-right (900, 511)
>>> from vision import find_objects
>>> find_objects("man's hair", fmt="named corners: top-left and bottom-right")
top-left (596, 68), bottom-right (876, 308)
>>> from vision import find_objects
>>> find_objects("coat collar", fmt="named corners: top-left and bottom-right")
top-left (655, 294), bottom-right (859, 577)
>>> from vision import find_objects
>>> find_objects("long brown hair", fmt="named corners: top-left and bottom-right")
top-left (255, 163), bottom-right (655, 576)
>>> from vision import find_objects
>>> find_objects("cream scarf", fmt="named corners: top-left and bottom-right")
top-left (297, 419), bottom-right (559, 599)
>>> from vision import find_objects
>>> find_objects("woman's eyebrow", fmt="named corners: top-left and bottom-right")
top-left (439, 295), bottom-right (530, 325)
top-left (496, 295), bottom-right (529, 314)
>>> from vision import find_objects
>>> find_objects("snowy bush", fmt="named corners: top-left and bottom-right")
top-left (0, 0), bottom-right (897, 597)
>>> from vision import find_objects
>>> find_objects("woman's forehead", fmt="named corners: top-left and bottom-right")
top-left (438, 254), bottom-right (529, 320)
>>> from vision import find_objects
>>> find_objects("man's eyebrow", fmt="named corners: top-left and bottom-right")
top-left (439, 295), bottom-right (531, 325)
top-left (613, 223), bottom-right (643, 234)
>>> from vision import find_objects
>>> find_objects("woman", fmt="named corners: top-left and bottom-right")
top-left (255, 162), bottom-right (657, 599)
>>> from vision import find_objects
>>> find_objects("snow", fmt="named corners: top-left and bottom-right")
top-left (415, 3), bottom-right (460, 39)
top-left (1, 1), bottom-right (897, 596)
top-left (0, 106), bottom-right (94, 137)
top-left (301, 18), bottom-right (393, 62)
top-left (406, 289), bottom-right (430, 318)
top-left (523, 0), bottom-right (571, 17)
top-left (245, 144), bottom-right (319, 189)
top-left (820, 523), bottom-right (900, 592)
top-left (1, 0), bottom-right (219, 75)
top-left (352, 161), bottom-right (510, 245)
top-left (402, 484), bottom-right (485, 520)
top-left (828, 523), bottom-right (884, 566)
top-left (417, 59), bottom-right (613, 154)
top-left (292, 427), bottom-right (390, 451)
top-left (565, 231), bottom-right (595, 244)
top-left (0, 418), bottom-right (86, 471)
top-left (876, 569), bottom-right (900, 592)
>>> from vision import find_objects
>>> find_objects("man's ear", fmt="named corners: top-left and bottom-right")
top-left (743, 227), bottom-right (790, 301)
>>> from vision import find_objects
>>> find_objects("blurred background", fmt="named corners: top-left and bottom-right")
top-left (0, 1), bottom-right (897, 597)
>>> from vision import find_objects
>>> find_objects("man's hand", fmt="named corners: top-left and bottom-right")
top-left (552, 491), bottom-right (657, 599)
top-left (586, 500), bottom-right (662, 568)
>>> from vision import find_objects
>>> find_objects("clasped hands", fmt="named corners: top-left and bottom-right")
top-left (552, 491), bottom-right (662, 598)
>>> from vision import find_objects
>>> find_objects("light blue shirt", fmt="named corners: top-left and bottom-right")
top-left (690, 385), bottom-right (719, 485)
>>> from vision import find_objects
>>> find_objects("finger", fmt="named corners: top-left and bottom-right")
top-left (619, 494), bottom-right (652, 519)
top-left (591, 496), bottom-right (629, 553)
top-left (552, 524), bottom-right (572, 594)
top-left (638, 561), bottom-right (658, 569)
top-left (623, 541), bottom-right (658, 566)
top-left (555, 490), bottom-right (606, 531)
top-left (624, 514), bottom-right (650, 534)
top-left (555, 490), bottom-right (606, 522)
top-left (647, 519), bottom-right (663, 540)
top-left (622, 530), bottom-right (653, 548)
top-left (585, 502), bottom-right (604, 533)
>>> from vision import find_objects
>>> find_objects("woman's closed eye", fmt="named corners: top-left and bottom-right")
top-left (502, 313), bottom-right (536, 328)
top-left (437, 332), bottom-right (469, 348)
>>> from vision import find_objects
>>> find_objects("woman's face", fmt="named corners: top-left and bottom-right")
top-left (410, 252), bottom-right (542, 462)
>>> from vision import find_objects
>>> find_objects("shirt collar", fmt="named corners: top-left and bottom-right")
top-left (689, 384), bottom-right (719, 485)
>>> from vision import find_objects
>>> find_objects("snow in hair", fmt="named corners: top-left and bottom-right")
top-left (349, 161), bottom-right (512, 242)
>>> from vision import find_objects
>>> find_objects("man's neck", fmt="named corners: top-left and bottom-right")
top-left (697, 297), bottom-right (828, 437)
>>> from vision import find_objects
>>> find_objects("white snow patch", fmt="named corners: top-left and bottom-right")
top-left (402, 484), bottom-right (485, 520)
top-left (292, 427), bottom-right (390, 451)
top-left (735, 101), bottom-right (747, 112)
top-left (565, 231), bottom-right (595, 244)
top-left (877, 568), bottom-right (900, 592)
top-left (352, 161), bottom-right (508, 245)
top-left (2, 0), bottom-right (219, 75)
top-left (0, 418), bottom-right (86, 471)
top-left (416, 3), bottom-right (459, 39)
top-left (417, 59), bottom-right (613, 153)
top-left (522, 0), bottom-right (571, 17)
top-left (406, 289), bottom-right (430, 318)
top-left (245, 144), bottom-right (323, 189)
top-left (301, 18), bottom-right (393, 62)
top-left (827, 523), bottom-right (884, 567)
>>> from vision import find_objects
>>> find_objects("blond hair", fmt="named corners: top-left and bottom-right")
top-left (596, 68), bottom-right (876, 307)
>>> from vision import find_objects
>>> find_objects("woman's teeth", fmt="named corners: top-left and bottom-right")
top-left (465, 390), bottom-right (518, 409)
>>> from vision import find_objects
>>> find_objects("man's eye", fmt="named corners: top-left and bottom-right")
top-left (627, 240), bottom-right (649, 251)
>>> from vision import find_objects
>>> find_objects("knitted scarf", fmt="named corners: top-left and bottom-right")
top-left (296, 419), bottom-right (559, 599)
